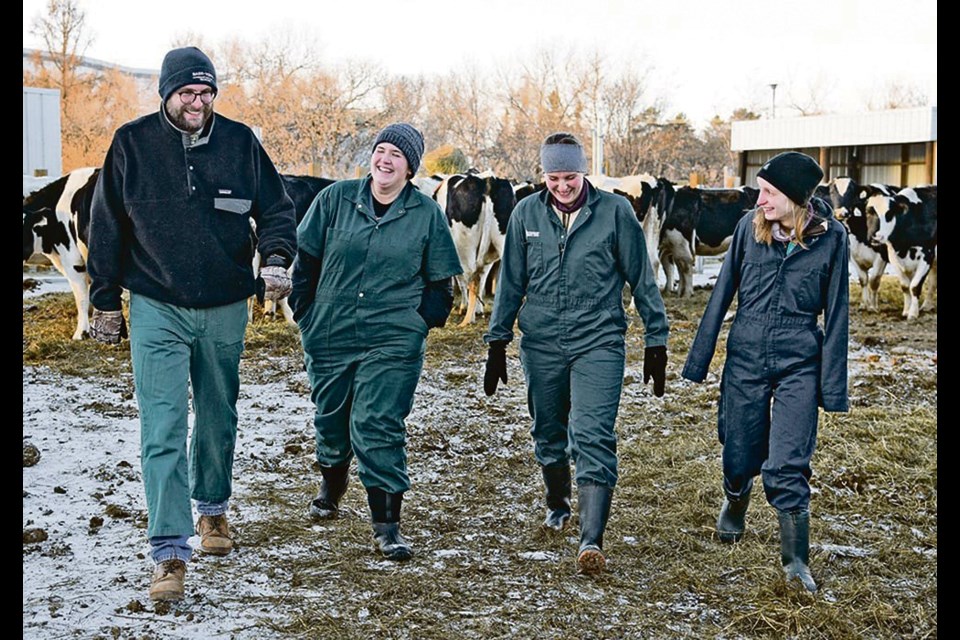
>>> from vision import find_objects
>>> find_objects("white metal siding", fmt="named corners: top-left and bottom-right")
top-left (732, 107), bottom-right (937, 151)
top-left (22, 87), bottom-right (62, 177)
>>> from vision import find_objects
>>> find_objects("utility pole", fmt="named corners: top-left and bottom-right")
top-left (769, 83), bottom-right (778, 119)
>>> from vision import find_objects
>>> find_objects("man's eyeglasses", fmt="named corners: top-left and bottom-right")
top-left (177, 89), bottom-right (217, 105)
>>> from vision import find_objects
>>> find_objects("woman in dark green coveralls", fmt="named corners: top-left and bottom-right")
top-left (484, 133), bottom-right (670, 575)
top-left (289, 123), bottom-right (462, 561)
top-left (682, 152), bottom-right (849, 592)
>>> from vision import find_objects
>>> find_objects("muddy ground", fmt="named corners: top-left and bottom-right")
top-left (23, 277), bottom-right (936, 639)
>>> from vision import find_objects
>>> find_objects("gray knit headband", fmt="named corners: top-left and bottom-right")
top-left (541, 143), bottom-right (588, 174)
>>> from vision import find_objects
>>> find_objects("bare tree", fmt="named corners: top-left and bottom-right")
top-left (785, 72), bottom-right (837, 117)
top-left (866, 79), bottom-right (931, 110)
top-left (29, 0), bottom-right (92, 102)
top-left (425, 66), bottom-right (495, 168)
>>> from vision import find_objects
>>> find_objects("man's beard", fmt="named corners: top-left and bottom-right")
top-left (166, 102), bottom-right (213, 133)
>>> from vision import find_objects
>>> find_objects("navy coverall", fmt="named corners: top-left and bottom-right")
top-left (485, 183), bottom-right (669, 488)
top-left (682, 200), bottom-right (849, 512)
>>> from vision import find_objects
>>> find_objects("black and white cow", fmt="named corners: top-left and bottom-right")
top-left (279, 174), bottom-right (337, 225)
top-left (513, 181), bottom-right (545, 202)
top-left (829, 178), bottom-right (898, 311)
top-left (659, 185), bottom-right (759, 297)
top-left (608, 174), bottom-right (670, 286)
top-left (252, 174), bottom-right (337, 323)
top-left (435, 172), bottom-right (516, 326)
top-left (23, 167), bottom-right (101, 339)
top-left (866, 186), bottom-right (937, 319)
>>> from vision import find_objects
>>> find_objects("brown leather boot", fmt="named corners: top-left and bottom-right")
top-left (149, 559), bottom-right (186, 601)
top-left (197, 514), bottom-right (233, 556)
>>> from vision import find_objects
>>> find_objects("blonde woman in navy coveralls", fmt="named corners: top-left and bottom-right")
top-left (682, 152), bottom-right (849, 592)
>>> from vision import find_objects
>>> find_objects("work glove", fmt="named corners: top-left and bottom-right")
top-left (90, 309), bottom-right (128, 345)
top-left (643, 345), bottom-right (667, 397)
top-left (484, 340), bottom-right (509, 396)
top-left (257, 254), bottom-right (293, 303)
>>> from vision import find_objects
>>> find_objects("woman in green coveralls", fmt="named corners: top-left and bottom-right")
top-left (484, 132), bottom-right (670, 574)
top-left (289, 123), bottom-right (462, 560)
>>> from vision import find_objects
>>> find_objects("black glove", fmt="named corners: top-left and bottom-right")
top-left (484, 340), bottom-right (509, 396)
top-left (90, 309), bottom-right (128, 345)
top-left (643, 345), bottom-right (667, 397)
top-left (418, 278), bottom-right (454, 329)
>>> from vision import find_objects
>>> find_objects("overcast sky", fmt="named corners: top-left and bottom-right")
top-left (22, 0), bottom-right (937, 127)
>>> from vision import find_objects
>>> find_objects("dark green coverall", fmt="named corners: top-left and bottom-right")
top-left (485, 183), bottom-right (669, 487)
top-left (296, 178), bottom-right (462, 494)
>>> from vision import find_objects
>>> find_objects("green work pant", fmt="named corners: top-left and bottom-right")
top-left (303, 337), bottom-right (425, 494)
top-left (520, 343), bottom-right (625, 488)
top-left (129, 294), bottom-right (248, 538)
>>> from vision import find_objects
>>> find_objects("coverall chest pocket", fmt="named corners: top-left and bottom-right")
top-left (583, 240), bottom-right (615, 282)
top-left (321, 228), bottom-right (356, 279)
top-left (525, 240), bottom-right (544, 274)
top-left (789, 267), bottom-right (828, 313)
top-left (381, 236), bottom-right (425, 284)
top-left (740, 261), bottom-right (764, 300)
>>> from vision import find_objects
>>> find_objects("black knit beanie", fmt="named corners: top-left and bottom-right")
top-left (372, 123), bottom-right (425, 175)
top-left (159, 47), bottom-right (218, 103)
top-left (756, 151), bottom-right (824, 205)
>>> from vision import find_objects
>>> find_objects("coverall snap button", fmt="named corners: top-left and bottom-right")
top-left (359, 292), bottom-right (364, 298)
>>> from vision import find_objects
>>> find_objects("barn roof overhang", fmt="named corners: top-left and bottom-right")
top-left (731, 106), bottom-right (937, 151)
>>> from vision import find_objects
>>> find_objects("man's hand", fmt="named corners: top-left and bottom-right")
top-left (260, 265), bottom-right (292, 301)
top-left (90, 309), bottom-right (128, 345)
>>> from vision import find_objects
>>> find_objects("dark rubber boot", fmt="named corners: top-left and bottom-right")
top-left (542, 464), bottom-right (572, 531)
top-left (577, 484), bottom-right (613, 575)
top-left (717, 481), bottom-right (752, 543)
top-left (778, 509), bottom-right (817, 593)
top-left (368, 488), bottom-right (412, 561)
top-left (309, 463), bottom-right (350, 519)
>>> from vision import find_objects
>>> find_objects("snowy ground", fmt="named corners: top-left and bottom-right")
top-left (24, 278), bottom-right (937, 639)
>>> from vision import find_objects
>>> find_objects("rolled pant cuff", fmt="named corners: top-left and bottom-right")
top-left (195, 500), bottom-right (228, 516)
top-left (150, 535), bottom-right (192, 564)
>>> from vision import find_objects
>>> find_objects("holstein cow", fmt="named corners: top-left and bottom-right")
top-left (254, 174), bottom-right (337, 323)
top-left (867, 186), bottom-right (937, 319)
top-left (589, 174), bottom-right (672, 310)
top-left (829, 178), bottom-right (898, 311)
top-left (23, 167), bottom-right (101, 339)
top-left (659, 185), bottom-right (759, 297)
top-left (435, 172), bottom-right (516, 326)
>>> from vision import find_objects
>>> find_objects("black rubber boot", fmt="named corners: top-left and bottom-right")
top-left (577, 484), bottom-right (613, 575)
top-left (368, 488), bottom-right (412, 561)
top-left (778, 509), bottom-right (817, 593)
top-left (309, 463), bottom-right (350, 519)
top-left (542, 464), bottom-right (572, 531)
top-left (717, 480), bottom-right (752, 543)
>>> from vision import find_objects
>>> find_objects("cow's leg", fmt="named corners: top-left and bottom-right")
top-left (906, 263), bottom-right (930, 320)
top-left (866, 259), bottom-right (885, 312)
top-left (477, 262), bottom-right (499, 317)
top-left (456, 275), bottom-right (470, 314)
top-left (854, 264), bottom-right (870, 310)
top-left (458, 279), bottom-right (479, 327)
top-left (921, 258), bottom-right (937, 312)
top-left (279, 297), bottom-right (296, 325)
top-left (47, 250), bottom-right (90, 340)
top-left (675, 257), bottom-right (695, 298)
top-left (660, 253), bottom-right (675, 294)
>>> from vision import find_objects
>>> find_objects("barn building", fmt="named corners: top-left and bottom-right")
top-left (732, 106), bottom-right (937, 187)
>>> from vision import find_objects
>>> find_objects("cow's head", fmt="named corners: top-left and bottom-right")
top-left (865, 194), bottom-right (901, 244)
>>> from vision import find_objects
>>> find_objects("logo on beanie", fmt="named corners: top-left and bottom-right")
top-left (192, 71), bottom-right (215, 83)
